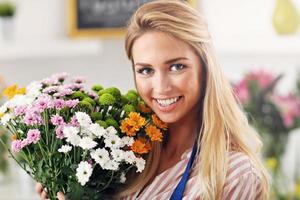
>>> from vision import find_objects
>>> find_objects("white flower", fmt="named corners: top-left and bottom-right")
top-left (89, 123), bottom-right (106, 138)
top-left (119, 172), bottom-right (126, 183)
top-left (135, 157), bottom-right (146, 173)
top-left (76, 161), bottom-right (93, 186)
top-left (79, 137), bottom-right (97, 150)
top-left (103, 160), bottom-right (119, 171)
top-left (123, 151), bottom-right (136, 165)
top-left (58, 145), bottom-right (72, 153)
top-left (0, 113), bottom-right (13, 125)
top-left (121, 136), bottom-right (134, 147)
top-left (90, 148), bottom-right (110, 167)
top-left (75, 112), bottom-right (92, 128)
top-left (104, 126), bottom-right (118, 137)
top-left (64, 126), bottom-right (81, 146)
top-left (0, 103), bottom-right (8, 113)
top-left (110, 149), bottom-right (124, 162)
top-left (7, 95), bottom-right (30, 108)
top-left (26, 81), bottom-right (42, 99)
top-left (104, 134), bottom-right (122, 149)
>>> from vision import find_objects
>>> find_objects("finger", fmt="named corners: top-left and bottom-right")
top-left (41, 190), bottom-right (48, 200)
top-left (35, 182), bottom-right (43, 194)
top-left (57, 192), bottom-right (65, 200)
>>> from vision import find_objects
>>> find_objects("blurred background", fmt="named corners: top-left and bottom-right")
top-left (0, 0), bottom-right (300, 199)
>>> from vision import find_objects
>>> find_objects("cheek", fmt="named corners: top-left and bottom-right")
top-left (135, 79), bottom-right (151, 101)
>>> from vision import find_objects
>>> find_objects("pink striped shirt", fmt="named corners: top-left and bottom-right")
top-left (123, 149), bottom-right (262, 200)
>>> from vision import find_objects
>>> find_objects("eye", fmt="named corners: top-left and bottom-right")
top-left (136, 67), bottom-right (154, 75)
top-left (170, 63), bottom-right (185, 72)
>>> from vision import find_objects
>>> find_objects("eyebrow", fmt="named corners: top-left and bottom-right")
top-left (134, 57), bottom-right (188, 67)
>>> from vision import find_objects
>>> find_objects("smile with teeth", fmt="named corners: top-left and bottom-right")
top-left (155, 96), bottom-right (181, 107)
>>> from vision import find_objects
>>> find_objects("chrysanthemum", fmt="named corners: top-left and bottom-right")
top-left (58, 145), bottom-right (72, 153)
top-left (138, 102), bottom-right (152, 113)
top-left (90, 148), bottom-right (110, 167)
top-left (120, 119), bottom-right (138, 136)
top-left (128, 112), bottom-right (146, 128)
top-left (145, 125), bottom-right (163, 142)
top-left (131, 138), bottom-right (151, 154)
top-left (76, 161), bottom-right (93, 186)
top-left (79, 137), bottom-right (97, 150)
top-left (135, 157), bottom-right (146, 173)
top-left (151, 114), bottom-right (168, 130)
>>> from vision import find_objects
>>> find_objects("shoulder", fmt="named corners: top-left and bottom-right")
top-left (222, 151), bottom-right (263, 200)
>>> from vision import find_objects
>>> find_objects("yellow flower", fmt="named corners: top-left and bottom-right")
top-left (145, 124), bottom-right (163, 142)
top-left (3, 84), bottom-right (26, 99)
top-left (265, 157), bottom-right (277, 171)
top-left (151, 114), bottom-right (168, 130)
top-left (128, 112), bottom-right (146, 128)
top-left (0, 112), bottom-right (4, 118)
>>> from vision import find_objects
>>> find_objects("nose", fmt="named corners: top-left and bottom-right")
top-left (152, 72), bottom-right (172, 95)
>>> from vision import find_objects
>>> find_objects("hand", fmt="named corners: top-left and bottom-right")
top-left (35, 182), bottom-right (66, 200)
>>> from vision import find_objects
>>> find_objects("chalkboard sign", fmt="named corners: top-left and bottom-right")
top-left (68, 0), bottom-right (197, 38)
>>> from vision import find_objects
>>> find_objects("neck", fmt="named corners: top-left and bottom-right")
top-left (163, 113), bottom-right (200, 157)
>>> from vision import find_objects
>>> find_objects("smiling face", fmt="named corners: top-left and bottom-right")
top-left (132, 31), bottom-right (203, 124)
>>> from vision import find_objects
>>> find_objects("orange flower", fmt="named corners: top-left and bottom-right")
top-left (11, 134), bottom-right (17, 141)
top-left (131, 138), bottom-right (151, 154)
top-left (151, 114), bottom-right (168, 130)
top-left (128, 112), bottom-right (146, 128)
top-left (145, 125), bottom-right (163, 142)
top-left (120, 119), bottom-right (137, 136)
top-left (138, 102), bottom-right (152, 113)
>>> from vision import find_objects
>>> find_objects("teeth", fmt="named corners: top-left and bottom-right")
top-left (156, 97), bottom-right (180, 107)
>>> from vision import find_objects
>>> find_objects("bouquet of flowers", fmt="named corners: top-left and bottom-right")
top-left (0, 73), bottom-right (167, 200)
top-left (233, 69), bottom-right (300, 158)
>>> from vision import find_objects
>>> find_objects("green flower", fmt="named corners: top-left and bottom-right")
top-left (71, 91), bottom-right (86, 100)
top-left (96, 120), bottom-right (108, 129)
top-left (92, 84), bottom-right (103, 92)
top-left (125, 92), bottom-right (138, 105)
top-left (120, 95), bottom-right (129, 104)
top-left (98, 87), bottom-right (121, 99)
top-left (99, 93), bottom-right (116, 106)
top-left (123, 104), bottom-right (136, 114)
top-left (78, 101), bottom-right (93, 111)
top-left (105, 118), bottom-right (119, 129)
top-left (91, 112), bottom-right (102, 121)
top-left (82, 97), bottom-right (96, 107)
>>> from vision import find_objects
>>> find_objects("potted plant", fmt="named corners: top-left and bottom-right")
top-left (0, 1), bottom-right (16, 41)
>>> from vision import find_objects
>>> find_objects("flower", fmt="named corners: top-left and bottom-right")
top-left (90, 148), bottom-right (110, 167)
top-left (76, 161), bottom-right (93, 186)
top-left (55, 125), bottom-right (65, 139)
top-left (103, 160), bottom-right (119, 171)
top-left (64, 126), bottom-right (80, 146)
top-left (131, 138), bottom-right (151, 154)
top-left (104, 134), bottom-right (122, 149)
top-left (50, 114), bottom-right (65, 126)
top-left (119, 172), bottom-right (126, 183)
top-left (233, 79), bottom-right (250, 104)
top-left (11, 140), bottom-right (23, 152)
top-left (26, 129), bottom-right (41, 144)
top-left (246, 69), bottom-right (275, 90)
top-left (145, 125), bottom-right (163, 141)
top-left (79, 137), bottom-right (97, 150)
top-left (58, 145), bottom-right (72, 153)
top-left (138, 102), bottom-right (152, 113)
top-left (3, 84), bottom-right (26, 99)
top-left (135, 157), bottom-right (146, 173)
top-left (111, 149), bottom-right (124, 162)
top-left (0, 113), bottom-right (13, 125)
top-left (88, 123), bottom-right (106, 138)
top-left (151, 114), bottom-right (168, 130)
top-left (75, 112), bottom-right (92, 128)
top-left (121, 136), bottom-right (135, 147)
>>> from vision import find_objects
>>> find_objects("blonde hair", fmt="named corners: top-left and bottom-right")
top-left (119, 0), bottom-right (270, 199)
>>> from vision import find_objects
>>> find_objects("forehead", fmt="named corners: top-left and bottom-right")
top-left (132, 31), bottom-right (196, 64)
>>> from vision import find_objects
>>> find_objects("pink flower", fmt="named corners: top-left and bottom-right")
top-left (14, 105), bottom-right (28, 116)
top-left (54, 99), bottom-right (65, 110)
top-left (88, 91), bottom-right (98, 99)
top-left (246, 69), bottom-right (275, 90)
top-left (272, 94), bottom-right (300, 127)
top-left (65, 99), bottom-right (79, 108)
top-left (11, 140), bottom-right (23, 152)
top-left (24, 111), bottom-right (43, 126)
top-left (35, 95), bottom-right (53, 111)
top-left (26, 129), bottom-right (41, 144)
top-left (41, 77), bottom-right (59, 86)
top-left (70, 115), bottom-right (79, 127)
top-left (72, 76), bottom-right (86, 84)
top-left (233, 79), bottom-right (250, 104)
top-left (55, 125), bottom-right (65, 139)
top-left (51, 72), bottom-right (68, 82)
top-left (50, 114), bottom-right (65, 126)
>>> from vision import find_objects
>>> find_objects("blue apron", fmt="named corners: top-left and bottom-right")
top-left (169, 143), bottom-right (198, 200)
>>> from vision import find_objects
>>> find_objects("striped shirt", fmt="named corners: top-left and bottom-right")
top-left (123, 149), bottom-right (262, 200)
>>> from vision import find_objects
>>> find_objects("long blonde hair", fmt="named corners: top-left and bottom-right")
top-left (119, 0), bottom-right (269, 199)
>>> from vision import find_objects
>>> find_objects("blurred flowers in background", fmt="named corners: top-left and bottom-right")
top-left (234, 69), bottom-right (300, 199)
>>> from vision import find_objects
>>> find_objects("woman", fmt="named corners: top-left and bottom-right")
top-left (37, 0), bottom-right (269, 199)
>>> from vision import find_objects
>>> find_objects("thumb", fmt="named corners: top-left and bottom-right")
top-left (57, 192), bottom-right (65, 200)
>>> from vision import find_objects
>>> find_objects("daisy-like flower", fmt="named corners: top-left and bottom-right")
top-left (11, 140), bottom-right (23, 152)
top-left (26, 129), bottom-right (41, 144)
top-left (105, 126), bottom-right (118, 136)
top-left (110, 149), bottom-right (124, 162)
top-left (64, 126), bottom-right (81, 146)
top-left (123, 151), bottom-right (136, 165)
top-left (0, 113), bottom-right (13, 125)
top-left (135, 157), bottom-right (146, 173)
top-left (131, 138), bottom-right (151, 154)
top-left (58, 145), bottom-right (72, 153)
top-left (151, 114), bottom-right (168, 130)
top-left (79, 137), bottom-right (97, 150)
top-left (103, 160), bottom-right (119, 171)
top-left (50, 114), bottom-right (65, 126)
top-left (75, 112), bottom-right (92, 128)
top-left (121, 136), bottom-right (135, 147)
top-left (26, 81), bottom-right (42, 99)
top-left (90, 148), bottom-right (110, 167)
top-left (76, 161), bottom-right (93, 186)
top-left (104, 134), bottom-right (122, 149)
top-left (89, 123), bottom-right (106, 138)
